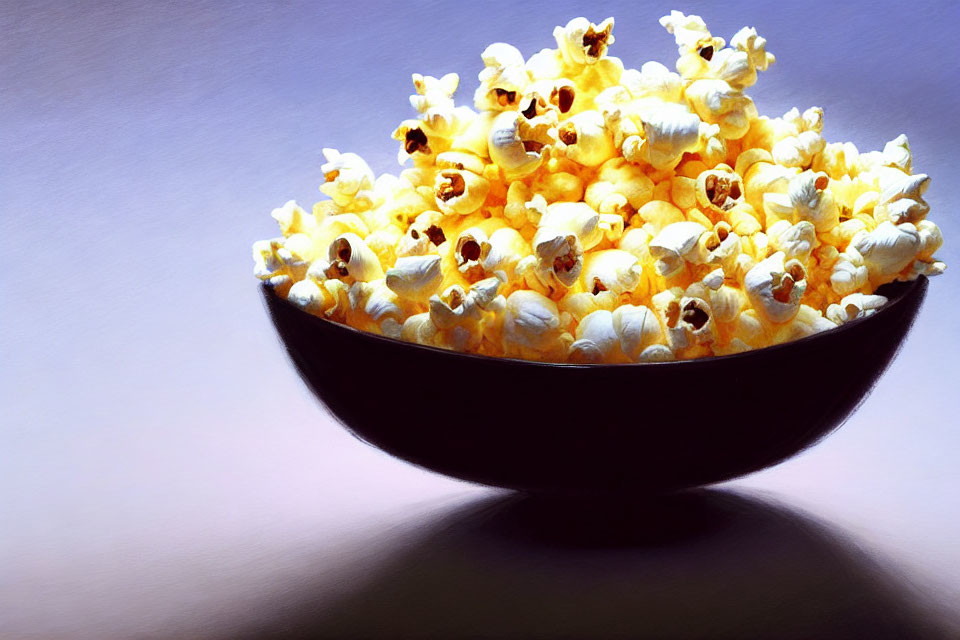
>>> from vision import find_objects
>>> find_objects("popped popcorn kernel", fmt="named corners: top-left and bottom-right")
top-left (253, 11), bottom-right (945, 363)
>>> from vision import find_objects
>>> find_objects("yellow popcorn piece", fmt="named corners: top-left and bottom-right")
top-left (434, 168), bottom-right (490, 216)
top-left (475, 43), bottom-right (529, 112)
top-left (319, 149), bottom-right (376, 210)
top-left (252, 10), bottom-right (945, 363)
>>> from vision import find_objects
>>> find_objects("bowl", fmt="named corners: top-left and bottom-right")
top-left (262, 276), bottom-right (927, 494)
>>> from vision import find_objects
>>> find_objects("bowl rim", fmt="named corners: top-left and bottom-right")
top-left (262, 276), bottom-right (926, 370)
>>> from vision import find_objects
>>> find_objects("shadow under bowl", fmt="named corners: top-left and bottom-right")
top-left (262, 276), bottom-right (927, 494)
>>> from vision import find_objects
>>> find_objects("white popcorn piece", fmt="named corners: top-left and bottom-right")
top-left (453, 226), bottom-right (492, 281)
top-left (916, 219), bottom-right (943, 261)
top-left (659, 11), bottom-right (723, 68)
top-left (829, 247), bottom-right (869, 296)
top-left (287, 279), bottom-right (324, 314)
top-left (620, 61), bottom-right (683, 102)
top-left (426, 277), bottom-right (504, 351)
top-left (325, 233), bottom-right (384, 283)
top-left (528, 229), bottom-right (583, 290)
top-left (385, 255), bottom-right (444, 302)
top-left (716, 26), bottom-right (775, 89)
top-left (502, 289), bottom-right (572, 360)
top-left (684, 79), bottom-right (756, 140)
top-left (882, 134), bottom-right (912, 173)
top-left (702, 268), bottom-right (725, 291)
top-left (348, 279), bottom-right (411, 338)
top-left (253, 238), bottom-right (285, 280)
top-left (851, 221), bottom-right (921, 284)
top-left (652, 288), bottom-right (716, 355)
top-left (826, 293), bottom-right (889, 325)
top-left (873, 173), bottom-right (930, 225)
top-left (271, 200), bottom-right (315, 237)
top-left (695, 167), bottom-right (744, 220)
top-left (488, 111), bottom-right (547, 179)
top-left (554, 17), bottom-right (615, 68)
top-left (584, 158), bottom-right (655, 216)
top-left (623, 102), bottom-right (701, 169)
top-left (637, 344), bottom-right (675, 362)
top-left (772, 304), bottom-right (837, 344)
top-left (612, 304), bottom-right (664, 361)
top-left (763, 171), bottom-right (839, 232)
top-left (742, 160), bottom-right (796, 214)
top-left (618, 227), bottom-right (654, 264)
top-left (434, 169), bottom-right (490, 216)
top-left (766, 220), bottom-right (817, 263)
top-left (581, 250), bottom-right (643, 296)
top-left (744, 252), bottom-right (807, 324)
top-left (772, 130), bottom-right (825, 168)
top-left (568, 309), bottom-right (626, 363)
top-left (769, 107), bottom-right (825, 167)
top-left (400, 312), bottom-right (439, 346)
top-left (708, 284), bottom-right (745, 324)
top-left (410, 72), bottom-right (459, 114)
top-left (649, 221), bottom-right (709, 276)
top-left (480, 227), bottom-right (530, 283)
top-left (474, 43), bottom-right (530, 111)
top-left (525, 47), bottom-right (565, 82)
top-left (699, 221), bottom-right (741, 271)
top-left (539, 202), bottom-right (603, 250)
top-left (396, 211), bottom-right (447, 257)
top-left (520, 79), bottom-right (578, 119)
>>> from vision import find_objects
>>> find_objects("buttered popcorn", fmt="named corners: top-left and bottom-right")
top-left (253, 13), bottom-right (945, 363)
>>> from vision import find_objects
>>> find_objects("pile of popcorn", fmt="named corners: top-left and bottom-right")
top-left (253, 12), bottom-right (945, 363)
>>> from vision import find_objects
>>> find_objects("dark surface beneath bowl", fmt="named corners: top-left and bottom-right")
top-left (263, 277), bottom-right (927, 494)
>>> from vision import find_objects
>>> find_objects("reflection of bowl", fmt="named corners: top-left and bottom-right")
top-left (262, 276), bottom-right (927, 494)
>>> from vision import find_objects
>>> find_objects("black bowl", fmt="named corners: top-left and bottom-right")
top-left (262, 276), bottom-right (927, 494)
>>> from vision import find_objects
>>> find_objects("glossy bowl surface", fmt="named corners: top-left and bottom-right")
top-left (263, 277), bottom-right (926, 494)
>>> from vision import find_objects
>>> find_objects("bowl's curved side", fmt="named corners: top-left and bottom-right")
top-left (263, 277), bottom-right (927, 494)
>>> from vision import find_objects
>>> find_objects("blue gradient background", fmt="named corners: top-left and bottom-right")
top-left (2, 1), bottom-right (959, 637)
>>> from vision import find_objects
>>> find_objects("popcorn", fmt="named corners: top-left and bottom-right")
top-left (253, 11), bottom-right (945, 364)
top-left (826, 293), bottom-right (889, 325)
top-left (649, 221), bottom-right (709, 277)
top-left (385, 255), bottom-right (444, 302)
top-left (488, 111), bottom-right (547, 178)
top-left (851, 221), bottom-right (921, 285)
top-left (612, 304), bottom-right (665, 361)
top-left (556, 110), bottom-right (616, 166)
top-left (319, 149), bottom-right (376, 210)
top-left (554, 17), bottom-right (616, 69)
top-left (434, 168), bottom-right (490, 216)
top-left (324, 233), bottom-right (384, 283)
top-left (475, 43), bottom-right (529, 112)
top-left (568, 310), bottom-right (626, 363)
top-left (744, 252), bottom-right (807, 324)
top-left (763, 171), bottom-right (839, 232)
top-left (501, 289), bottom-right (573, 361)
top-left (581, 250), bottom-right (644, 296)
